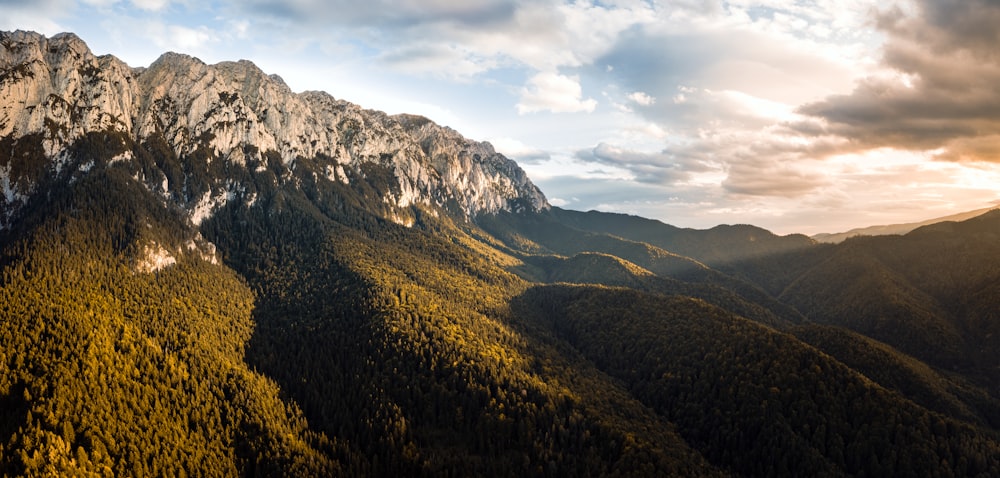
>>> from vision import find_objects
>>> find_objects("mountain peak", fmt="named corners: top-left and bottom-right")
top-left (0, 30), bottom-right (547, 229)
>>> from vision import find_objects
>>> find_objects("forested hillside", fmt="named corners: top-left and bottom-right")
top-left (3, 30), bottom-right (1000, 477)
top-left (547, 208), bottom-right (815, 266)
top-left (0, 169), bottom-right (343, 476)
top-left (512, 285), bottom-right (1000, 477)
top-left (721, 212), bottom-right (1000, 389)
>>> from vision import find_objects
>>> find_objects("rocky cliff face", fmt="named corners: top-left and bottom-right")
top-left (0, 30), bottom-right (548, 229)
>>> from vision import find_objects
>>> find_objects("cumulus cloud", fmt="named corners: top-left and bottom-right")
top-left (516, 72), bottom-right (597, 114)
top-left (795, 0), bottom-right (1000, 162)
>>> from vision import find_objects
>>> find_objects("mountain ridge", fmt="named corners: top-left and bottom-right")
top-left (0, 30), bottom-right (547, 231)
top-left (812, 206), bottom-right (998, 243)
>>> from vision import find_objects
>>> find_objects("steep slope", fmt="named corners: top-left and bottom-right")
top-left (512, 285), bottom-right (1000, 477)
top-left (779, 241), bottom-right (968, 366)
top-left (201, 180), bottom-right (725, 476)
top-left (0, 142), bottom-right (726, 476)
top-left (0, 168), bottom-right (346, 476)
top-left (777, 212), bottom-right (1000, 376)
top-left (792, 324), bottom-right (1000, 427)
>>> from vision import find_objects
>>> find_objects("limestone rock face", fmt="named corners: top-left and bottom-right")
top-left (0, 31), bottom-right (137, 154)
top-left (0, 30), bottom-right (548, 228)
top-left (397, 114), bottom-right (548, 215)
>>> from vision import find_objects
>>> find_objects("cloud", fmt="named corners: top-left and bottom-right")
top-left (378, 43), bottom-right (495, 79)
top-left (934, 135), bottom-right (1000, 162)
top-left (79, 0), bottom-right (171, 10)
top-left (235, 0), bottom-right (646, 68)
top-left (516, 72), bottom-right (597, 114)
top-left (233, 0), bottom-right (656, 103)
top-left (577, 142), bottom-right (718, 184)
top-left (240, 0), bottom-right (517, 29)
top-left (547, 196), bottom-right (571, 207)
top-left (912, 0), bottom-right (1000, 58)
top-left (488, 137), bottom-right (551, 164)
top-left (532, 174), bottom-right (675, 212)
top-left (131, 0), bottom-right (169, 11)
top-left (0, 0), bottom-right (73, 33)
top-left (562, 2), bottom-right (884, 205)
top-left (586, 19), bottom-right (862, 155)
top-left (144, 22), bottom-right (216, 52)
top-left (596, 15), bottom-right (861, 109)
top-left (626, 91), bottom-right (655, 106)
top-left (722, 158), bottom-right (829, 197)
top-left (795, 0), bottom-right (1000, 162)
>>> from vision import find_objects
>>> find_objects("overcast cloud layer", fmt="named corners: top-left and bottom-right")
top-left (3, 0), bottom-right (1000, 234)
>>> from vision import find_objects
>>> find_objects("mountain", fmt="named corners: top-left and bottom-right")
top-left (3, 30), bottom-right (1000, 477)
top-left (0, 30), bottom-right (547, 231)
top-left (811, 206), bottom-right (998, 243)
top-left (549, 208), bottom-right (815, 266)
top-left (781, 211), bottom-right (1000, 372)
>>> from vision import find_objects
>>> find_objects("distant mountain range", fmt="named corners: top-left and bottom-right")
top-left (3, 31), bottom-right (1000, 477)
top-left (812, 206), bottom-right (998, 243)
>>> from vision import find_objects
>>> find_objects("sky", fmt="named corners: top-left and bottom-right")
top-left (4, 0), bottom-right (1000, 235)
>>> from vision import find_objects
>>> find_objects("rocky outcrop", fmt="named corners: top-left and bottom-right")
top-left (396, 114), bottom-right (548, 214)
top-left (0, 30), bottom-right (548, 228)
top-left (0, 31), bottom-right (137, 155)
